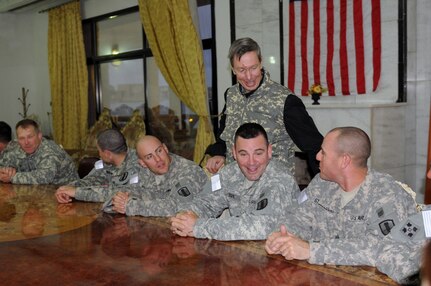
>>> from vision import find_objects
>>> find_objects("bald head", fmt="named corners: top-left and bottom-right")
top-left (136, 135), bottom-right (171, 175)
top-left (136, 135), bottom-right (161, 153)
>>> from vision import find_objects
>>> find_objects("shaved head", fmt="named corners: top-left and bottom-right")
top-left (136, 135), bottom-right (162, 154)
top-left (329, 127), bottom-right (371, 168)
top-left (136, 135), bottom-right (171, 175)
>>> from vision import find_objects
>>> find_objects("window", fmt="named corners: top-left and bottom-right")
top-left (83, 2), bottom-right (216, 160)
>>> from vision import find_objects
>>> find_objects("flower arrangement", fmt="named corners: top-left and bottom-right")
top-left (307, 83), bottom-right (327, 96)
top-left (307, 83), bottom-right (327, 105)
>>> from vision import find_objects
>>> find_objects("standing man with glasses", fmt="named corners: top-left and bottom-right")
top-left (205, 37), bottom-right (323, 178)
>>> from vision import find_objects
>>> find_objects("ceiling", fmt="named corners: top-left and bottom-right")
top-left (0, 0), bottom-right (72, 13)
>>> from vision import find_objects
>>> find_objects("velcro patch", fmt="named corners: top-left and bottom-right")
top-left (119, 172), bottom-right (129, 182)
top-left (256, 198), bottom-right (268, 210)
top-left (112, 172), bottom-right (130, 185)
top-left (177, 187), bottom-right (191, 197)
top-left (95, 160), bottom-right (104, 170)
top-left (399, 220), bottom-right (420, 240)
top-left (379, 219), bottom-right (395, 236)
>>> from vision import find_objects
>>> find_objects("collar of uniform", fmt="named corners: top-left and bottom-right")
top-left (116, 148), bottom-right (131, 169)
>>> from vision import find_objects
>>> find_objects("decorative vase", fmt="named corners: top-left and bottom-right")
top-left (311, 93), bottom-right (321, 105)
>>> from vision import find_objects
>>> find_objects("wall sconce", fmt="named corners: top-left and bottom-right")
top-left (112, 46), bottom-right (119, 55)
top-left (112, 59), bottom-right (122, 66)
top-left (111, 45), bottom-right (120, 66)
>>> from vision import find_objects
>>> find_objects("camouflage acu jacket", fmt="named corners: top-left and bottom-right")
top-left (71, 149), bottom-right (140, 187)
top-left (123, 153), bottom-right (208, 216)
top-left (179, 159), bottom-right (299, 241)
top-left (75, 153), bottom-right (207, 217)
top-left (282, 169), bottom-right (421, 283)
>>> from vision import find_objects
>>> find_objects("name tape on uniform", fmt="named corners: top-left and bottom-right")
top-left (422, 210), bottom-right (431, 238)
top-left (129, 174), bottom-right (139, 184)
top-left (297, 191), bottom-right (308, 204)
top-left (95, 160), bottom-right (104, 170)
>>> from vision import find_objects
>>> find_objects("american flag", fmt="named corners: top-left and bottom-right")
top-left (286, 0), bottom-right (381, 96)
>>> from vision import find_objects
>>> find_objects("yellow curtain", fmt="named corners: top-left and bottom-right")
top-left (48, 1), bottom-right (88, 149)
top-left (138, 0), bottom-right (214, 163)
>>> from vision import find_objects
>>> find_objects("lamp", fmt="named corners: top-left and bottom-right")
top-left (111, 44), bottom-right (119, 55)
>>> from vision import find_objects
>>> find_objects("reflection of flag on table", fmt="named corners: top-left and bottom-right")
top-left (287, 0), bottom-right (381, 96)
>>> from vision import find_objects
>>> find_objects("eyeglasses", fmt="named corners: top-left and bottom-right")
top-left (233, 64), bottom-right (261, 75)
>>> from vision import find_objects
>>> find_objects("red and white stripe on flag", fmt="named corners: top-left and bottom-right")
top-left (287, 0), bottom-right (381, 96)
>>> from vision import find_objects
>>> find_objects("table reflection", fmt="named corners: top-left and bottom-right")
top-left (0, 184), bottom-right (396, 285)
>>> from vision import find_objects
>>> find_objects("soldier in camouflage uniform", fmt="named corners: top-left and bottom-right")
top-left (56, 135), bottom-right (207, 217)
top-left (0, 119), bottom-right (78, 184)
top-left (107, 135), bottom-right (208, 216)
top-left (205, 37), bottom-right (322, 177)
top-left (265, 127), bottom-right (423, 284)
top-left (70, 129), bottom-right (140, 187)
top-left (170, 123), bottom-right (299, 241)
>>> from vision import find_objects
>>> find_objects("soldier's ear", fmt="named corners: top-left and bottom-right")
top-left (340, 153), bottom-right (351, 169)
top-left (232, 145), bottom-right (236, 161)
top-left (267, 143), bottom-right (272, 160)
top-left (231, 66), bottom-right (236, 75)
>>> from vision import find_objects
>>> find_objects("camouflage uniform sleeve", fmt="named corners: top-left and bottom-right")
top-left (177, 179), bottom-right (227, 218)
top-left (11, 154), bottom-right (63, 184)
top-left (279, 177), bottom-right (320, 239)
top-left (0, 149), bottom-right (18, 168)
top-left (125, 167), bottom-right (208, 217)
top-left (72, 168), bottom-right (111, 187)
top-left (75, 185), bottom-right (117, 202)
top-left (374, 238), bottom-right (423, 284)
top-left (168, 164), bottom-right (208, 202)
top-left (193, 179), bottom-right (298, 241)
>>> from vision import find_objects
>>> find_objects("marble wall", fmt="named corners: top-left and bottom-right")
top-left (234, 0), bottom-right (281, 83)
top-left (306, 103), bottom-right (407, 182)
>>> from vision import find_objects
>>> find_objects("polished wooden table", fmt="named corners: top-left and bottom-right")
top-left (0, 184), bottom-right (398, 285)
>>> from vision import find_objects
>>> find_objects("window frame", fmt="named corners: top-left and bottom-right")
top-left (82, 3), bottom-right (218, 133)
